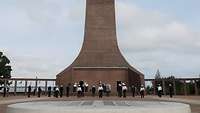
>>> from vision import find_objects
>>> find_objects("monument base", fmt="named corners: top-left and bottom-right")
top-left (7, 101), bottom-right (191, 113)
top-left (57, 67), bottom-right (143, 93)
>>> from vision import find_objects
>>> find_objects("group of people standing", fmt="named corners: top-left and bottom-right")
top-left (25, 81), bottom-right (120, 98)
top-left (27, 85), bottom-right (64, 98)
top-left (157, 83), bottom-right (173, 98)
top-left (2, 82), bottom-right (146, 98)
top-left (129, 84), bottom-right (145, 98)
top-left (73, 81), bottom-right (112, 98)
top-left (2, 81), bottom-right (174, 98)
top-left (72, 82), bottom-right (89, 97)
top-left (117, 82), bottom-right (128, 98)
top-left (97, 82), bottom-right (111, 98)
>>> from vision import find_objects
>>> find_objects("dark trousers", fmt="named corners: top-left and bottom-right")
top-left (48, 91), bottom-right (51, 97)
top-left (38, 92), bottom-right (41, 98)
top-left (118, 91), bottom-right (122, 97)
top-left (3, 88), bottom-right (6, 97)
top-left (55, 91), bottom-right (59, 98)
top-left (85, 87), bottom-right (88, 92)
top-left (132, 90), bottom-right (135, 97)
top-left (140, 91), bottom-right (144, 98)
top-left (92, 91), bottom-right (95, 97)
top-left (169, 90), bottom-right (173, 98)
top-left (28, 92), bottom-right (31, 98)
top-left (123, 90), bottom-right (126, 98)
top-left (66, 91), bottom-right (69, 97)
top-left (158, 91), bottom-right (162, 97)
top-left (60, 91), bottom-right (63, 98)
top-left (77, 91), bottom-right (81, 97)
top-left (99, 91), bottom-right (103, 98)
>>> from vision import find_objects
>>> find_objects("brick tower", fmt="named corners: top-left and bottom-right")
top-left (56, 0), bottom-right (144, 90)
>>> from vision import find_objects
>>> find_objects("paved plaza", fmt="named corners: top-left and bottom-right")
top-left (6, 100), bottom-right (190, 113)
top-left (0, 96), bottom-right (200, 113)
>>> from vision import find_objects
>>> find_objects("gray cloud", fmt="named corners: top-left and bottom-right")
top-left (116, 2), bottom-right (200, 78)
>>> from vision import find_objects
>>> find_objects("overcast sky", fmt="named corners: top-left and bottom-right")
top-left (0, 0), bottom-right (200, 79)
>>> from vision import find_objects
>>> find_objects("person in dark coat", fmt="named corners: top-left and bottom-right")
top-left (85, 82), bottom-right (89, 92)
top-left (38, 87), bottom-right (42, 98)
top-left (169, 84), bottom-right (173, 98)
top-left (66, 85), bottom-right (70, 97)
top-left (6, 87), bottom-right (9, 97)
top-left (91, 85), bottom-right (96, 97)
top-left (131, 85), bottom-right (135, 97)
top-left (59, 85), bottom-right (64, 98)
top-left (122, 83), bottom-right (127, 98)
top-left (98, 85), bottom-right (103, 98)
top-left (77, 85), bottom-right (82, 97)
top-left (140, 85), bottom-right (145, 98)
top-left (3, 86), bottom-right (6, 97)
top-left (79, 81), bottom-right (84, 97)
top-left (28, 85), bottom-right (31, 98)
top-left (53, 86), bottom-right (56, 97)
top-left (73, 83), bottom-right (77, 93)
top-left (55, 87), bottom-right (59, 98)
top-left (157, 84), bottom-right (162, 98)
top-left (33, 88), bottom-right (36, 96)
top-left (81, 85), bottom-right (85, 97)
top-left (48, 86), bottom-right (51, 97)
top-left (118, 83), bottom-right (122, 97)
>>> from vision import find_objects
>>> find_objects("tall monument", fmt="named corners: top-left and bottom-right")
top-left (56, 0), bottom-right (144, 90)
